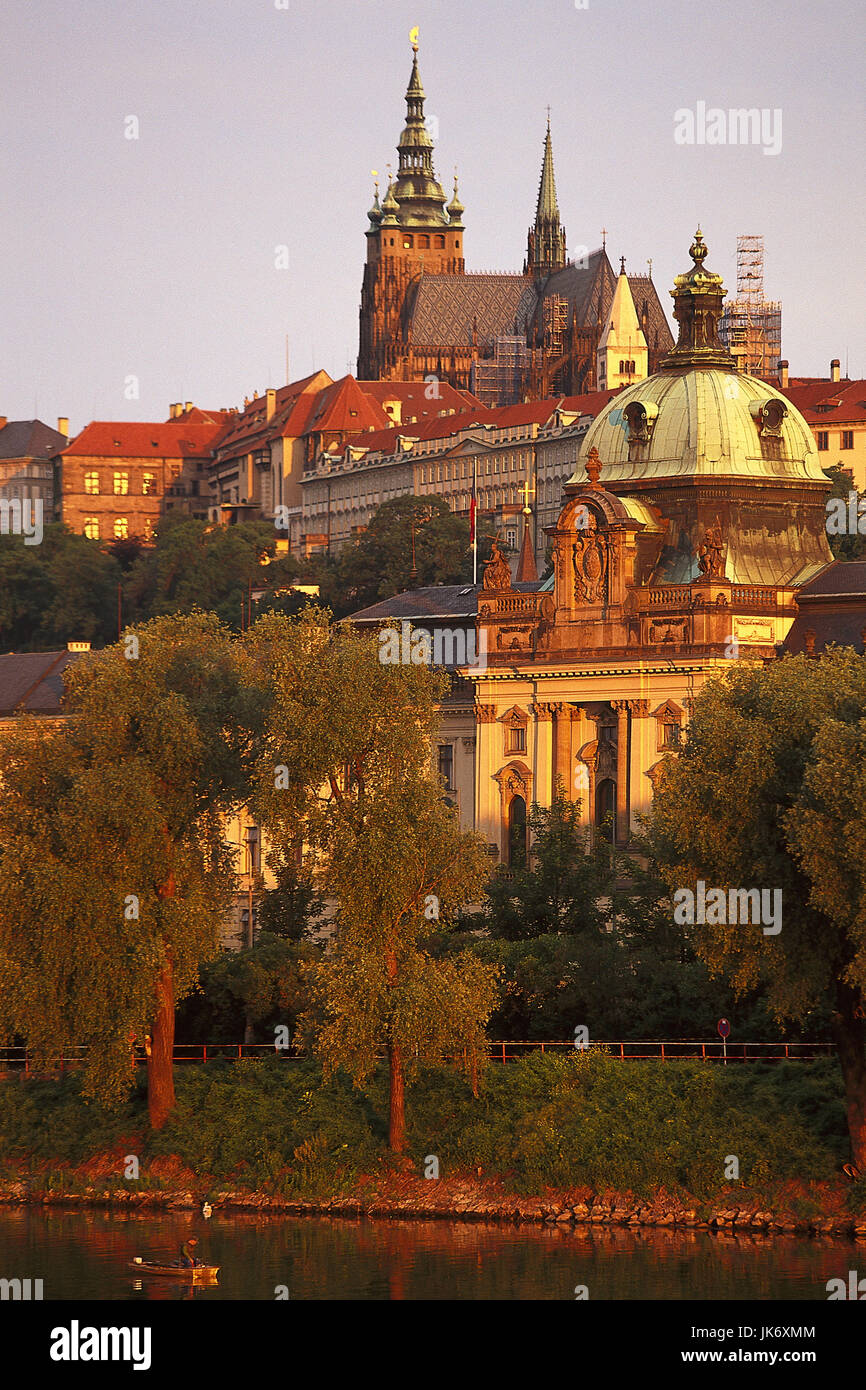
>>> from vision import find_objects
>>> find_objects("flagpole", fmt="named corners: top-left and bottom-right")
top-left (472, 455), bottom-right (478, 585)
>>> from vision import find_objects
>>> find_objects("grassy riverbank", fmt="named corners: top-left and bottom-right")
top-left (0, 1052), bottom-right (863, 1221)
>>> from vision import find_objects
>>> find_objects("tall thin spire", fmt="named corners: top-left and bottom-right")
top-left (525, 116), bottom-right (566, 277)
top-left (392, 29), bottom-right (448, 227)
top-left (535, 115), bottom-right (560, 223)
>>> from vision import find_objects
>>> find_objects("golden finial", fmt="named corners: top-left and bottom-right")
top-left (409, 25), bottom-right (419, 52)
top-left (690, 227), bottom-right (708, 266)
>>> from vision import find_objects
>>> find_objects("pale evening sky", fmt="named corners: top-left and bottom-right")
top-left (1, 0), bottom-right (863, 432)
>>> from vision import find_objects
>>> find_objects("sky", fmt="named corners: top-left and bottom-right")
top-left (2, 0), bottom-right (863, 432)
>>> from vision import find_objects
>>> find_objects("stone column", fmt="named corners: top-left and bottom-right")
top-left (473, 702), bottom-right (499, 855)
top-left (552, 703), bottom-right (574, 800)
top-left (612, 701), bottom-right (630, 847)
top-left (627, 700), bottom-right (651, 834)
top-left (531, 702), bottom-right (555, 807)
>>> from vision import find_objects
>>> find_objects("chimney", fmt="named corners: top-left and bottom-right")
top-left (57, 416), bottom-right (69, 438)
top-left (266, 388), bottom-right (276, 421)
top-left (184, 401), bottom-right (193, 413)
top-left (169, 403), bottom-right (181, 418)
top-left (830, 359), bottom-right (841, 383)
top-left (777, 361), bottom-right (789, 389)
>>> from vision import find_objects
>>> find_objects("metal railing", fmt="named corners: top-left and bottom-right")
top-left (0, 1040), bottom-right (835, 1076)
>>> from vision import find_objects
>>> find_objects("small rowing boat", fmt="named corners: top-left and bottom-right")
top-left (129, 1258), bottom-right (219, 1281)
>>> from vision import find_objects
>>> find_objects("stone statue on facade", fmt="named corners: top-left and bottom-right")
top-left (696, 523), bottom-right (726, 579)
top-left (482, 537), bottom-right (513, 592)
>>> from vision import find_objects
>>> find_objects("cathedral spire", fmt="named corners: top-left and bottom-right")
top-left (535, 115), bottom-right (560, 223)
top-left (392, 30), bottom-right (448, 227)
top-left (525, 116), bottom-right (567, 277)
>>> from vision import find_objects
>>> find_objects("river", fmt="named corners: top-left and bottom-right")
top-left (0, 1207), bottom-right (858, 1300)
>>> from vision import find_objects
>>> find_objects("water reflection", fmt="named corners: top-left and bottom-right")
top-left (0, 1207), bottom-right (858, 1301)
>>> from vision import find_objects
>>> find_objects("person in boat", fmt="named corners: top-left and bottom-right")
top-left (179, 1237), bottom-right (201, 1268)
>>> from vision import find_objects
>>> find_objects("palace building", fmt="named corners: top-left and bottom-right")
top-left (350, 231), bottom-right (838, 859)
top-left (357, 37), bottom-right (674, 404)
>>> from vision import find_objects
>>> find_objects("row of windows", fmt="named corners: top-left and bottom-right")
top-left (419, 455), bottom-right (528, 484)
top-left (618, 360), bottom-right (637, 374)
top-left (83, 516), bottom-right (154, 541)
top-left (817, 431), bottom-right (856, 450)
top-left (384, 234), bottom-right (458, 251)
top-left (82, 469), bottom-right (178, 495)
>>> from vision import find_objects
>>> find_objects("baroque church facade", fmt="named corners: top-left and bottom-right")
top-left (357, 39), bottom-right (674, 405)
top-left (351, 231), bottom-right (835, 862)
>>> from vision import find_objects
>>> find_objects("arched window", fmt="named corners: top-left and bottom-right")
top-left (595, 778), bottom-right (616, 841)
top-left (435, 235), bottom-right (445, 248)
top-left (508, 796), bottom-right (527, 868)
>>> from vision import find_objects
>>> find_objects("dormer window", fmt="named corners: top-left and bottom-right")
top-left (623, 400), bottom-right (658, 445)
top-left (750, 398), bottom-right (788, 437)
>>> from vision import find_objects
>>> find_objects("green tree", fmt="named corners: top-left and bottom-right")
top-left (257, 855), bottom-right (325, 941)
top-left (650, 649), bottom-right (866, 1169)
top-left (124, 516), bottom-right (300, 631)
top-left (178, 934), bottom-right (320, 1044)
top-left (316, 495), bottom-right (489, 618)
top-left (245, 609), bottom-right (500, 1153)
top-left (0, 612), bottom-right (257, 1127)
top-left (482, 790), bottom-right (614, 940)
top-left (0, 526), bottom-right (121, 652)
top-left (823, 466), bottom-right (866, 560)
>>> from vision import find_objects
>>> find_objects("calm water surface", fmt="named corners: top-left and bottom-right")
top-left (0, 1207), bottom-right (857, 1300)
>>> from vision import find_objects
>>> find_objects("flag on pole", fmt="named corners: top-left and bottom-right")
top-left (470, 458), bottom-right (478, 584)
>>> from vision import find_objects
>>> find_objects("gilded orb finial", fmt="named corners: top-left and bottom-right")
top-left (409, 24), bottom-right (419, 53)
top-left (690, 227), bottom-right (708, 267)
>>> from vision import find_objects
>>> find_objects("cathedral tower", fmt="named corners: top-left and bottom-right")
top-left (524, 118), bottom-right (567, 278)
top-left (358, 34), bottom-right (465, 380)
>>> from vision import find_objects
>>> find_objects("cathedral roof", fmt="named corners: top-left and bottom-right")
top-left (406, 273), bottom-right (536, 346)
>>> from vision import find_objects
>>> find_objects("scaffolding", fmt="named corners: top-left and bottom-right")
top-left (719, 235), bottom-right (782, 377)
top-left (471, 334), bottom-right (531, 408)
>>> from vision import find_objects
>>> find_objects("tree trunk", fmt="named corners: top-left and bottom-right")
top-left (385, 946), bottom-right (407, 1155)
top-left (387, 1040), bottom-right (407, 1154)
top-left (831, 979), bottom-right (866, 1173)
top-left (147, 958), bottom-right (176, 1130)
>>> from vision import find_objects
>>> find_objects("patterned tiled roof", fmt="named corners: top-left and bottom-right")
top-left (407, 274), bottom-right (536, 346)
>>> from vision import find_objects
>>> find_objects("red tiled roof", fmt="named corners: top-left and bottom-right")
top-left (215, 372), bottom-right (332, 455)
top-left (771, 379), bottom-right (866, 426)
top-left (558, 388), bottom-right (623, 415)
top-left (335, 389), bottom-right (619, 460)
top-left (305, 376), bottom-right (389, 435)
top-left (357, 379), bottom-right (483, 425)
top-left (165, 407), bottom-right (235, 425)
top-left (62, 421), bottom-right (224, 458)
